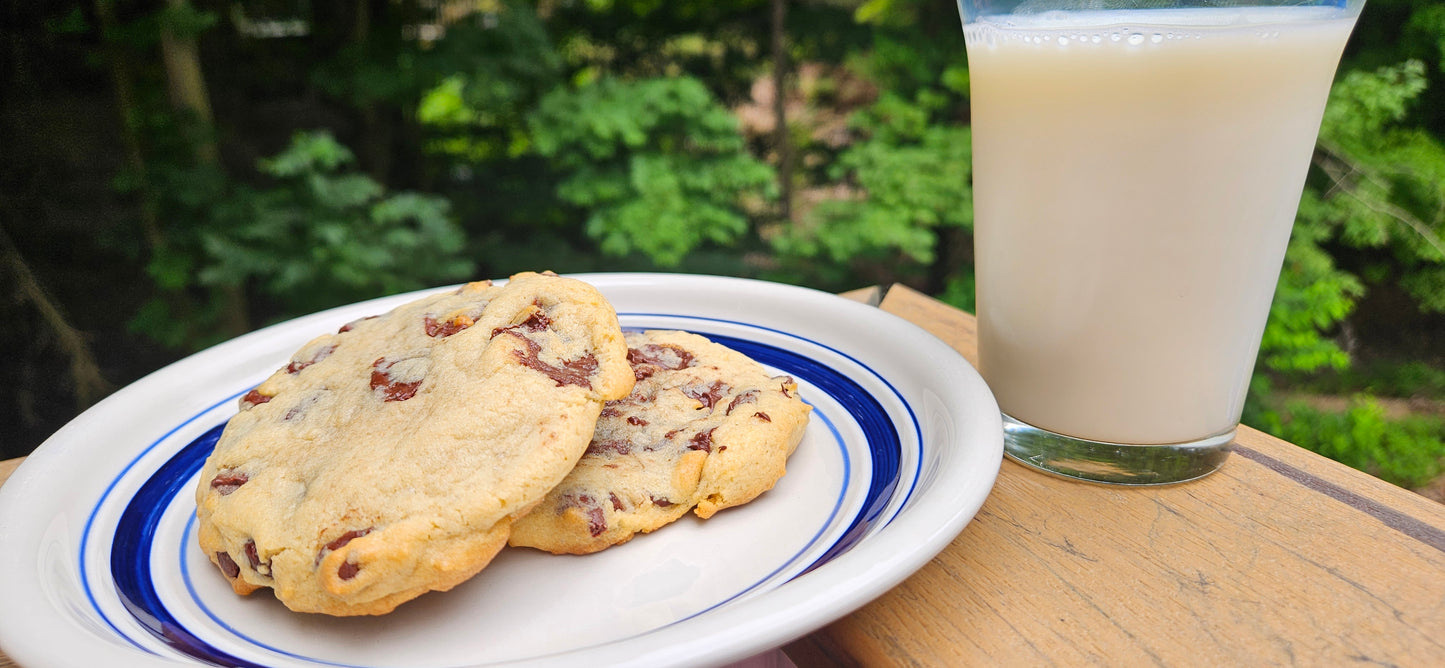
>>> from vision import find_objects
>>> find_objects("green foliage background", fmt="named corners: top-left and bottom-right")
top-left (1, 0), bottom-right (1442, 489)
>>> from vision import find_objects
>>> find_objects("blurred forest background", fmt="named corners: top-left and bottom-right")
top-left (1, 0), bottom-right (1443, 495)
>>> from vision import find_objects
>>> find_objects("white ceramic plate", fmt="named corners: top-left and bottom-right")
top-left (0, 273), bottom-right (1001, 668)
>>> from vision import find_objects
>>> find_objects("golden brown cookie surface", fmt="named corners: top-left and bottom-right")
top-left (509, 329), bottom-right (811, 555)
top-left (194, 272), bottom-right (634, 615)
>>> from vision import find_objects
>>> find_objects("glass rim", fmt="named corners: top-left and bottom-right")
top-left (957, 0), bottom-right (1366, 24)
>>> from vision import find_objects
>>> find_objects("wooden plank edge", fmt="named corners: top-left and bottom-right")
top-left (0, 458), bottom-right (21, 490)
top-left (838, 285), bottom-right (886, 306)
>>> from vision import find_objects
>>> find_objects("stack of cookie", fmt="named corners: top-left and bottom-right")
top-left (194, 272), bottom-right (811, 616)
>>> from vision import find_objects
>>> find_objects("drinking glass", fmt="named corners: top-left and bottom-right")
top-left (958, 0), bottom-right (1365, 484)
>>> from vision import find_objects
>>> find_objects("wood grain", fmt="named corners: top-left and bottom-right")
top-left (787, 284), bottom-right (1445, 666)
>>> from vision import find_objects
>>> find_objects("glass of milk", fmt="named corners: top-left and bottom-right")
top-left (958, 0), bottom-right (1365, 484)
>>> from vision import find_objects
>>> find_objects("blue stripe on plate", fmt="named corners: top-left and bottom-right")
top-left (105, 333), bottom-right (907, 666)
top-left (113, 423), bottom-right (261, 667)
top-left (622, 313), bottom-right (923, 516)
top-left (701, 334), bottom-right (899, 572)
top-left (81, 390), bottom-right (248, 659)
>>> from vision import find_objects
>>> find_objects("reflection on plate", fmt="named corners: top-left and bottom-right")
top-left (0, 273), bottom-right (1002, 668)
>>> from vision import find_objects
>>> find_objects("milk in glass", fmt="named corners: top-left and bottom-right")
top-left (966, 8), bottom-right (1356, 444)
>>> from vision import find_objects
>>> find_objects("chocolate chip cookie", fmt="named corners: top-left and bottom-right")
top-left (194, 272), bottom-right (635, 615)
top-left (508, 329), bottom-right (811, 555)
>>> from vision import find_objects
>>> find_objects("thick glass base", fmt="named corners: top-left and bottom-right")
top-left (1002, 413), bottom-right (1235, 485)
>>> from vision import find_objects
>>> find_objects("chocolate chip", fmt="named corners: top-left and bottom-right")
top-left (316, 527), bottom-right (373, 568)
top-left (424, 314), bottom-right (475, 338)
top-left (561, 494), bottom-right (607, 537)
top-left (557, 355), bottom-right (599, 387)
top-left (338, 561), bottom-right (360, 580)
top-left (609, 493), bottom-right (625, 511)
top-left (371, 358), bottom-right (423, 401)
top-left (240, 389), bottom-right (272, 409)
top-left (651, 495), bottom-right (674, 507)
top-left (489, 305), bottom-right (551, 338)
top-left (585, 506), bottom-right (606, 537)
top-left (627, 343), bottom-right (695, 381)
top-left (519, 307), bottom-right (552, 332)
top-left (688, 428), bottom-right (716, 453)
top-left (587, 439), bottom-right (632, 456)
top-left (216, 552), bottom-right (240, 579)
top-left (627, 344), bottom-right (694, 370)
top-left (626, 416), bottom-right (648, 426)
top-left (754, 411), bottom-right (772, 422)
top-left (503, 332), bottom-right (597, 389)
top-left (244, 539), bottom-right (269, 576)
top-left (325, 528), bottom-right (372, 552)
top-left (210, 470), bottom-right (248, 495)
top-left (286, 344), bottom-right (335, 374)
top-left (684, 381), bottom-right (729, 411)
top-left (726, 389), bottom-right (759, 415)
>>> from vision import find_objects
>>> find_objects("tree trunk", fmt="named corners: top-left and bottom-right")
top-left (96, 0), bottom-right (164, 253)
top-left (157, 0), bottom-right (248, 337)
top-left (771, 0), bottom-right (793, 222)
top-left (353, 0), bottom-right (394, 184)
top-left (0, 223), bottom-right (112, 411)
top-left (159, 0), bottom-right (219, 165)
